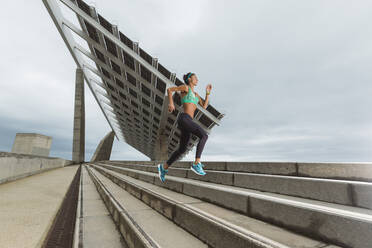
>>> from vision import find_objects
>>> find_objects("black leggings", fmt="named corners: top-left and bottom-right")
top-left (166, 112), bottom-right (208, 166)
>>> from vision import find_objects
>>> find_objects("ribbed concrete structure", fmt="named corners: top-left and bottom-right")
top-left (42, 0), bottom-right (225, 162)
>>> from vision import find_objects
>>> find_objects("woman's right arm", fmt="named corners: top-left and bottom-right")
top-left (167, 85), bottom-right (187, 112)
top-left (167, 85), bottom-right (187, 105)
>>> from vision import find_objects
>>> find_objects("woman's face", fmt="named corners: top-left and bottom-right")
top-left (190, 74), bottom-right (198, 86)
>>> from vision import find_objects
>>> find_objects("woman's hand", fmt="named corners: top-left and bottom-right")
top-left (206, 84), bottom-right (212, 94)
top-left (168, 103), bottom-right (175, 113)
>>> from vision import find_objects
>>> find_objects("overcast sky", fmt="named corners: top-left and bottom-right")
top-left (1, 0), bottom-right (371, 162)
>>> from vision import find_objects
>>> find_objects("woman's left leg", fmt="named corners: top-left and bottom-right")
top-left (164, 126), bottom-right (191, 169)
top-left (191, 123), bottom-right (208, 164)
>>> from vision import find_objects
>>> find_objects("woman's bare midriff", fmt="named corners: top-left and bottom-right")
top-left (183, 103), bottom-right (197, 119)
top-left (180, 90), bottom-right (197, 119)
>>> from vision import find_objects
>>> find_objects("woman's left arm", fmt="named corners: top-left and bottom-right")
top-left (196, 84), bottom-right (212, 109)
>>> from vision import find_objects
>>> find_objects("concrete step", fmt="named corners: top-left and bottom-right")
top-left (0, 164), bottom-right (79, 248)
top-left (98, 162), bottom-right (372, 209)
top-left (85, 164), bottom-right (208, 248)
top-left (74, 165), bottom-right (128, 247)
top-left (88, 163), bottom-right (341, 248)
top-left (103, 160), bottom-right (372, 182)
top-left (93, 162), bottom-right (372, 248)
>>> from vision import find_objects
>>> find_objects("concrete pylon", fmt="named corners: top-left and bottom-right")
top-left (72, 68), bottom-right (85, 163)
top-left (152, 134), bottom-right (168, 161)
top-left (90, 131), bottom-right (115, 162)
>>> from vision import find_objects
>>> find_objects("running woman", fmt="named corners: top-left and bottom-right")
top-left (157, 72), bottom-right (212, 182)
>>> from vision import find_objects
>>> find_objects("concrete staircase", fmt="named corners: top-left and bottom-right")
top-left (77, 161), bottom-right (372, 248)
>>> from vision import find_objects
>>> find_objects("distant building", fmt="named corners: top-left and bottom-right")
top-left (11, 133), bottom-right (52, 156)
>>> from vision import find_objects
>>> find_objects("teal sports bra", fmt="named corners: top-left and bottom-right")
top-left (181, 86), bottom-right (199, 105)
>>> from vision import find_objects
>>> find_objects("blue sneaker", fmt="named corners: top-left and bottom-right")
top-left (192, 161), bottom-right (205, 167)
top-left (190, 162), bottom-right (206, 176)
top-left (157, 163), bottom-right (168, 182)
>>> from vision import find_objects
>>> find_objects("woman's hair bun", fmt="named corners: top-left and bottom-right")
top-left (183, 72), bottom-right (193, 85)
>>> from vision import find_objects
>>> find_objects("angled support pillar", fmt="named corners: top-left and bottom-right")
top-left (90, 131), bottom-right (115, 162)
top-left (151, 133), bottom-right (168, 161)
top-left (72, 68), bottom-right (85, 163)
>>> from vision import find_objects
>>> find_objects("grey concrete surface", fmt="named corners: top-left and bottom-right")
top-left (297, 162), bottom-right (372, 182)
top-left (0, 164), bottom-right (79, 248)
top-left (0, 151), bottom-right (73, 184)
top-left (86, 165), bottom-right (208, 248)
top-left (90, 131), bottom-right (115, 162)
top-left (86, 167), bottom-right (151, 248)
top-left (90, 163), bottom-right (338, 248)
top-left (152, 134), bottom-right (168, 161)
top-left (72, 67), bottom-right (85, 163)
top-left (104, 160), bottom-right (372, 181)
top-left (225, 161), bottom-right (297, 175)
top-left (11, 133), bottom-right (52, 156)
top-left (80, 166), bottom-right (127, 248)
top-left (95, 163), bottom-right (372, 248)
top-left (352, 183), bottom-right (372, 209)
top-left (234, 172), bottom-right (352, 205)
top-left (98, 162), bottom-right (372, 209)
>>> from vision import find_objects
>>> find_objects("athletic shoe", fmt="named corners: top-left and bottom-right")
top-left (190, 162), bottom-right (206, 176)
top-left (157, 163), bottom-right (168, 182)
top-left (191, 161), bottom-right (205, 167)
